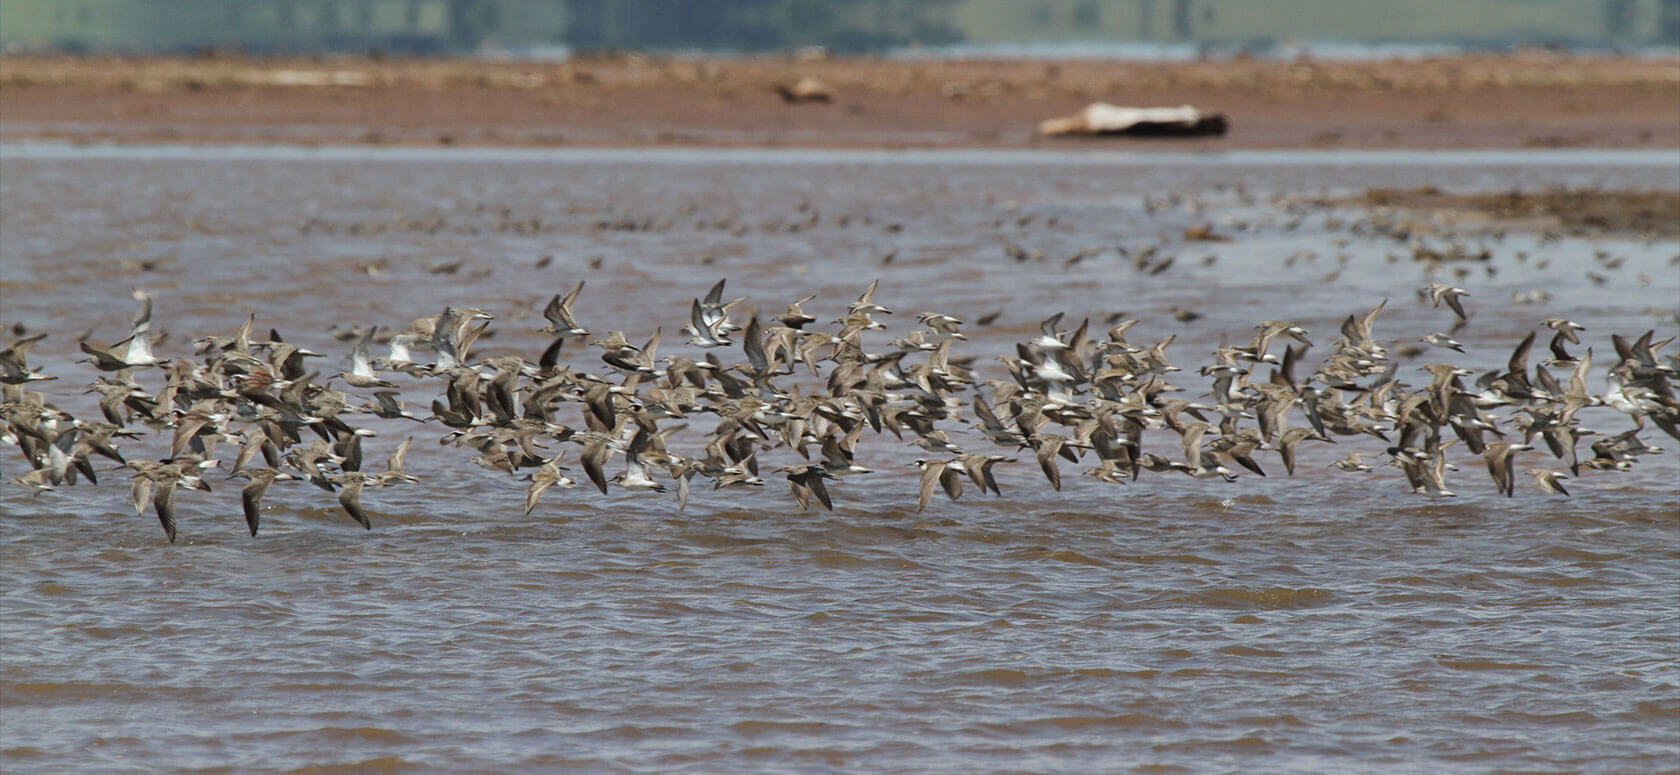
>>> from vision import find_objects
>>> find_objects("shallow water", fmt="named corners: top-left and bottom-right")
top-left (2, 145), bottom-right (1677, 774)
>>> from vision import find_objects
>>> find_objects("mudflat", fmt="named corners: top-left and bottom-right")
top-left (1322, 187), bottom-right (1680, 238)
top-left (1, 51), bottom-right (1675, 149)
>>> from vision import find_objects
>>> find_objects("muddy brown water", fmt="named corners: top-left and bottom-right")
top-left (2, 145), bottom-right (1677, 774)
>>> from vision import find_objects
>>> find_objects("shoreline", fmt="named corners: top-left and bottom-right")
top-left (2, 52), bottom-right (1677, 150)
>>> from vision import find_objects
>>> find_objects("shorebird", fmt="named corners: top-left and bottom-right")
top-left (365, 390), bottom-right (428, 422)
top-left (611, 432), bottom-right (666, 493)
top-left (694, 279), bottom-right (747, 335)
top-left (11, 467), bottom-right (57, 494)
top-left (1028, 433), bottom-right (1078, 491)
top-left (1330, 451), bottom-right (1373, 473)
top-left (910, 429), bottom-right (963, 455)
top-left (228, 467), bottom-right (294, 536)
top-left (376, 333), bottom-right (428, 376)
top-left (915, 312), bottom-right (966, 340)
top-left (970, 394), bottom-right (1024, 445)
top-left (1416, 442), bottom-right (1457, 498)
top-left (523, 454), bottom-right (576, 515)
top-left (684, 298), bottom-right (734, 348)
top-left (1526, 468), bottom-right (1570, 496)
top-left (147, 468), bottom-right (185, 542)
top-left (193, 313), bottom-right (256, 355)
top-left (1254, 320), bottom-right (1313, 351)
top-left (1543, 318), bottom-right (1586, 344)
top-left (847, 278), bottom-right (892, 317)
top-left (328, 472), bottom-right (376, 529)
top-left (1481, 441), bottom-right (1532, 497)
top-left (286, 439), bottom-right (343, 492)
top-left (80, 328), bottom-right (164, 371)
top-left (1419, 333), bottom-right (1465, 353)
top-left (781, 464), bottom-right (835, 511)
top-left (573, 433), bottom-right (616, 495)
top-left (956, 453), bottom-right (1011, 496)
top-left (1082, 459), bottom-right (1130, 485)
top-left (540, 281), bottom-right (589, 338)
top-left (600, 329), bottom-right (661, 375)
top-left (1338, 299), bottom-right (1388, 358)
top-left (1188, 451), bottom-right (1239, 481)
top-left (376, 437), bottom-right (420, 486)
top-left (1032, 312), bottom-right (1071, 351)
top-left (129, 460), bottom-right (210, 543)
top-left (819, 435), bottom-right (872, 477)
top-left (711, 469), bottom-right (765, 492)
top-left (339, 326), bottom-right (395, 388)
top-left (776, 294), bottom-right (819, 329)
top-left (424, 309), bottom-right (468, 372)
top-left (1424, 283), bottom-right (1470, 321)
top-left (913, 458), bottom-right (962, 512)
top-left (1211, 428), bottom-right (1269, 477)
top-left (0, 333), bottom-right (54, 385)
top-left (1177, 421), bottom-right (1214, 469)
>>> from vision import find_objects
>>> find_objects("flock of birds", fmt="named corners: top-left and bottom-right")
top-left (2, 278), bottom-right (1677, 544)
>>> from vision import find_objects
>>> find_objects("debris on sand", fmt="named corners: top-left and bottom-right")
top-left (775, 76), bottom-right (834, 104)
top-left (1038, 103), bottom-right (1228, 138)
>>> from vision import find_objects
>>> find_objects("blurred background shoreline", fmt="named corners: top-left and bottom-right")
top-left (3, 0), bottom-right (1676, 150)
top-left (5, 0), bottom-right (1678, 58)
top-left (3, 51), bottom-right (1677, 149)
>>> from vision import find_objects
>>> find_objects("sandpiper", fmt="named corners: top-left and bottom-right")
top-left (781, 464), bottom-right (835, 511)
top-left (540, 281), bottom-right (590, 338)
top-left (913, 458), bottom-right (962, 512)
top-left (1526, 468), bottom-right (1570, 496)
top-left (228, 467), bottom-right (294, 536)
top-left (339, 326), bottom-right (395, 389)
top-left (523, 454), bottom-right (576, 515)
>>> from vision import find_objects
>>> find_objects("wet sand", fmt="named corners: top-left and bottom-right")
top-left (2, 52), bottom-right (1677, 149)
top-left (1327, 187), bottom-right (1680, 238)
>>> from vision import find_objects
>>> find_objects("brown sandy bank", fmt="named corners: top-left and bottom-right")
top-left (1325, 188), bottom-right (1680, 238)
top-left (1, 52), bottom-right (1676, 149)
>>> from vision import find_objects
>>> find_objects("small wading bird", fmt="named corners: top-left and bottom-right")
top-left (4, 280), bottom-right (1675, 543)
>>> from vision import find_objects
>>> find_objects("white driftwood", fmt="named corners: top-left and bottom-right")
top-left (1038, 103), bottom-right (1227, 137)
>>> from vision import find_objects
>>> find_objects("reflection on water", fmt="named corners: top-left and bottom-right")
top-left (2, 147), bottom-right (1677, 774)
